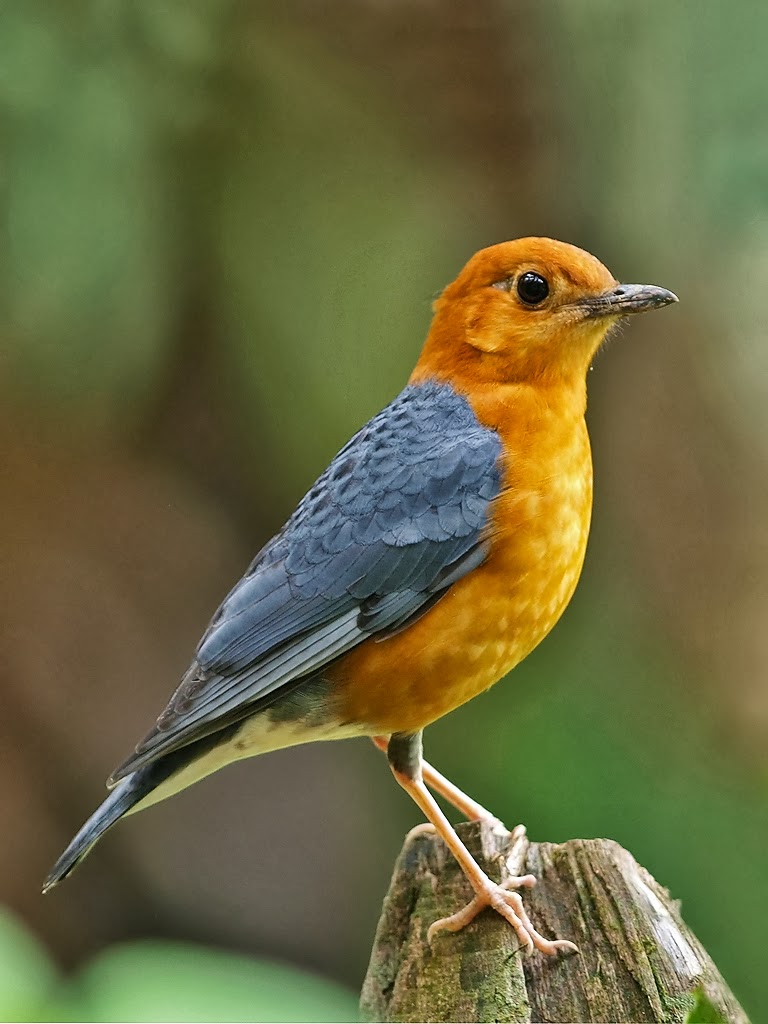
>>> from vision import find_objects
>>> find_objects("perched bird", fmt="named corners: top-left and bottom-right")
top-left (44, 238), bottom-right (677, 954)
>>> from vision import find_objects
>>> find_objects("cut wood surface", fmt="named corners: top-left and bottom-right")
top-left (361, 822), bottom-right (748, 1023)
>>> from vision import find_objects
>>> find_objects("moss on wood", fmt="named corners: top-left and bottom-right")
top-left (361, 825), bottom-right (749, 1024)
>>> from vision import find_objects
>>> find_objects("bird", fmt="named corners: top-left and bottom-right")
top-left (43, 237), bottom-right (677, 955)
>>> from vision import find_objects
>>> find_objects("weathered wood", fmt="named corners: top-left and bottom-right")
top-left (361, 822), bottom-right (748, 1023)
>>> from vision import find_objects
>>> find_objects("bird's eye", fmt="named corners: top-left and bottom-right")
top-left (516, 272), bottom-right (549, 306)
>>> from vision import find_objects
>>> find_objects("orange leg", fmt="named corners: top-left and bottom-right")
top-left (384, 732), bottom-right (578, 955)
top-left (371, 735), bottom-right (510, 829)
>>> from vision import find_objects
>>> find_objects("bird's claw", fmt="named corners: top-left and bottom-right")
top-left (406, 822), bottom-right (437, 841)
top-left (427, 873), bottom-right (579, 956)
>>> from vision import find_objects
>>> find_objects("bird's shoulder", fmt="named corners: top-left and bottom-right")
top-left (195, 379), bottom-right (502, 670)
top-left (234, 378), bottom-right (502, 586)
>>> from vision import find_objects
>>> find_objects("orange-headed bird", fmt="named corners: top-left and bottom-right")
top-left (44, 238), bottom-right (677, 954)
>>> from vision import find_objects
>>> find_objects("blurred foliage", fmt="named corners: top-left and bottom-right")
top-left (0, 909), bottom-right (57, 1023)
top-left (0, 908), bottom-right (357, 1023)
top-left (550, 0), bottom-right (768, 446)
top-left (213, 38), bottom-right (462, 497)
top-left (552, 0), bottom-right (768, 240)
top-left (0, 0), bottom-right (463, 471)
top-left (0, 2), bottom-right (180, 424)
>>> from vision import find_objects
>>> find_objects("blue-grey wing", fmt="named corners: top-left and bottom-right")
top-left (111, 380), bottom-right (502, 779)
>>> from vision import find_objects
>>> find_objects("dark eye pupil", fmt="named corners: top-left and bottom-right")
top-left (516, 272), bottom-right (549, 305)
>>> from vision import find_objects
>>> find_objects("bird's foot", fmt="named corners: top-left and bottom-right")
top-left (406, 822), bottom-right (437, 841)
top-left (409, 821), bottom-right (523, 844)
top-left (428, 872), bottom-right (579, 956)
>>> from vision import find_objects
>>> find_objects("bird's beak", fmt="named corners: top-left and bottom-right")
top-left (580, 283), bottom-right (679, 319)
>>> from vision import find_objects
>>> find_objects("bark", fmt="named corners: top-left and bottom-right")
top-left (361, 822), bottom-right (748, 1023)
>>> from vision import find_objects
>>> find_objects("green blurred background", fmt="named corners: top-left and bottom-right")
top-left (1, 1), bottom-right (767, 1020)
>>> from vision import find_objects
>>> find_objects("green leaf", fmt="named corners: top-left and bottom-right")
top-left (46, 941), bottom-right (358, 1024)
top-left (684, 986), bottom-right (726, 1023)
top-left (0, 908), bottom-right (59, 1023)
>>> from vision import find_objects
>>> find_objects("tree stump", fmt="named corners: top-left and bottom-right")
top-left (360, 822), bottom-right (749, 1023)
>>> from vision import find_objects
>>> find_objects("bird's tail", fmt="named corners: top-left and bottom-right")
top-left (43, 722), bottom-right (245, 892)
top-left (42, 769), bottom-right (155, 892)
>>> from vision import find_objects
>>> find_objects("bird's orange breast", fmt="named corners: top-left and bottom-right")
top-left (329, 381), bottom-right (593, 735)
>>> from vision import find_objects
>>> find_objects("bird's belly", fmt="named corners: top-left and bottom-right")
top-left (331, 447), bottom-right (593, 735)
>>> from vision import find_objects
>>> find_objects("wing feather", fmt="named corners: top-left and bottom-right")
top-left (110, 380), bottom-right (502, 780)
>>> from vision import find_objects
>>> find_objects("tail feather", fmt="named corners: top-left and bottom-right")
top-left (43, 722), bottom-right (245, 892)
top-left (42, 771), bottom-right (152, 892)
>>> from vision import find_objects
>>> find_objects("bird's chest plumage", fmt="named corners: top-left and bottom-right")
top-left (333, 390), bottom-right (593, 735)
top-left (482, 411), bottom-right (593, 674)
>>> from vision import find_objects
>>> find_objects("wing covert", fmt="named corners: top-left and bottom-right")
top-left (111, 379), bottom-right (502, 780)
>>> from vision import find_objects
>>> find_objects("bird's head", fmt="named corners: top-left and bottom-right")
top-left (414, 237), bottom-right (677, 391)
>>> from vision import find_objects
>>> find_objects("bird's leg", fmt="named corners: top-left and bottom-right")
top-left (386, 732), bottom-right (577, 955)
top-left (371, 735), bottom-right (512, 831)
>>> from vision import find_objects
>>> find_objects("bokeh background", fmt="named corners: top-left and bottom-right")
top-left (1, 1), bottom-right (767, 1020)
